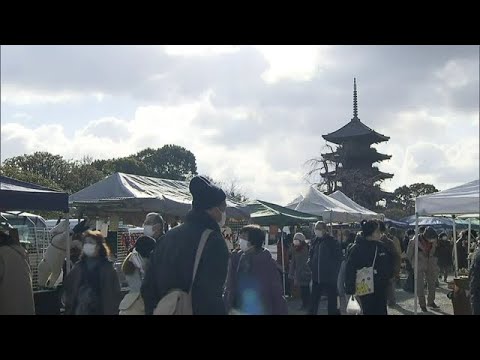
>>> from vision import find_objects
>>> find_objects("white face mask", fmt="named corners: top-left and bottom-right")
top-left (293, 239), bottom-right (301, 246)
top-left (83, 243), bottom-right (97, 257)
top-left (315, 230), bottom-right (324, 237)
top-left (143, 225), bottom-right (154, 237)
top-left (218, 210), bottom-right (226, 228)
top-left (239, 238), bottom-right (249, 252)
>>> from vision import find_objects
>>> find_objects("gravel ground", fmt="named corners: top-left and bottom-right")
top-left (288, 276), bottom-right (455, 315)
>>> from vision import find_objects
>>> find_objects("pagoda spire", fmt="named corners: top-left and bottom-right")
top-left (352, 77), bottom-right (359, 121)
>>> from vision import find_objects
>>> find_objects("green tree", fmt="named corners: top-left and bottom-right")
top-left (3, 152), bottom-right (71, 185)
top-left (92, 157), bottom-right (148, 176)
top-left (386, 182), bottom-right (439, 216)
top-left (62, 162), bottom-right (106, 194)
top-left (0, 165), bottom-right (62, 190)
top-left (133, 145), bottom-right (197, 180)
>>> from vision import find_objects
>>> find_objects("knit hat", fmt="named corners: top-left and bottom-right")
top-left (189, 176), bottom-right (226, 210)
top-left (293, 232), bottom-right (306, 242)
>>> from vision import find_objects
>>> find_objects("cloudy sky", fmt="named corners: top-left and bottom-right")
top-left (1, 45), bottom-right (479, 205)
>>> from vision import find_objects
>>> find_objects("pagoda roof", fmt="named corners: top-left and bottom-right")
top-left (323, 118), bottom-right (390, 145)
top-left (321, 148), bottom-right (392, 162)
top-left (322, 78), bottom-right (390, 145)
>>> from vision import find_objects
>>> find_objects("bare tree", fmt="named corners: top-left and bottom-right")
top-left (304, 143), bottom-right (339, 194)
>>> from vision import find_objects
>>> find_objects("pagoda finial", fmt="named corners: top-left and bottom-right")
top-left (353, 77), bottom-right (359, 121)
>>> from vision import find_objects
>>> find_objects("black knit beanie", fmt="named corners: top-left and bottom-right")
top-left (189, 176), bottom-right (226, 210)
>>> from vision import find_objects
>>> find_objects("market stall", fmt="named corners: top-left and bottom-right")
top-left (413, 179), bottom-right (479, 315)
top-left (0, 175), bottom-right (70, 314)
top-left (244, 199), bottom-right (320, 296)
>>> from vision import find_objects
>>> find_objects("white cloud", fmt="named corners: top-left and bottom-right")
top-left (163, 45), bottom-right (241, 57)
top-left (254, 45), bottom-right (332, 83)
top-left (1, 45), bottom-right (479, 205)
top-left (1, 85), bottom-right (81, 105)
top-left (435, 58), bottom-right (477, 88)
top-left (12, 112), bottom-right (32, 120)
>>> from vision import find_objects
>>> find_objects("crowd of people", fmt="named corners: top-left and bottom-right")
top-left (1, 175), bottom-right (479, 315)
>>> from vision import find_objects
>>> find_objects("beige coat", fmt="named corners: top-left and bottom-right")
top-left (0, 245), bottom-right (35, 315)
top-left (407, 237), bottom-right (438, 272)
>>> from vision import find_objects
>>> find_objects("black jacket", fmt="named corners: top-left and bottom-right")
top-left (308, 234), bottom-right (342, 284)
top-left (435, 239), bottom-right (453, 268)
top-left (470, 248), bottom-right (480, 315)
top-left (141, 209), bottom-right (229, 315)
top-left (344, 236), bottom-right (394, 296)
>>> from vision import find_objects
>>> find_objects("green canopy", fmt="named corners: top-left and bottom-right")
top-left (245, 200), bottom-right (320, 226)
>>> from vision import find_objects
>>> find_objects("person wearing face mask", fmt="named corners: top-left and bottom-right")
top-left (142, 213), bottom-right (165, 241)
top-left (344, 220), bottom-right (394, 315)
top-left (224, 225), bottom-right (288, 315)
top-left (435, 232), bottom-right (453, 282)
top-left (63, 230), bottom-right (121, 315)
top-left (308, 221), bottom-right (342, 315)
top-left (406, 226), bottom-right (439, 312)
top-left (119, 236), bottom-right (156, 315)
top-left (288, 233), bottom-right (311, 310)
top-left (141, 175), bottom-right (229, 315)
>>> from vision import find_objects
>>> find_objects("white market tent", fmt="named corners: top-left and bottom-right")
top-left (286, 186), bottom-right (364, 223)
top-left (416, 179), bottom-right (480, 216)
top-left (329, 190), bottom-right (384, 221)
top-left (412, 179), bottom-right (480, 315)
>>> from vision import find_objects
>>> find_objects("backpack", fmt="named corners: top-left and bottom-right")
top-left (153, 229), bottom-right (212, 315)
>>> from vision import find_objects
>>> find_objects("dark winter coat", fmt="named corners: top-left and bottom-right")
top-left (308, 234), bottom-right (342, 285)
top-left (436, 239), bottom-right (453, 268)
top-left (224, 247), bottom-right (288, 315)
top-left (141, 209), bottom-right (229, 315)
top-left (63, 257), bottom-right (121, 315)
top-left (470, 248), bottom-right (480, 315)
top-left (344, 236), bottom-right (394, 296)
top-left (455, 239), bottom-right (469, 270)
top-left (288, 243), bottom-right (311, 286)
top-left (380, 235), bottom-right (401, 279)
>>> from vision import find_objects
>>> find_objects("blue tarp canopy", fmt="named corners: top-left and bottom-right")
top-left (0, 175), bottom-right (69, 212)
top-left (384, 218), bottom-right (410, 229)
top-left (401, 215), bottom-right (480, 230)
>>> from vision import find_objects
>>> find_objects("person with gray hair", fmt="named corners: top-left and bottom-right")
top-left (308, 221), bottom-right (342, 315)
top-left (142, 213), bottom-right (165, 241)
top-left (289, 232), bottom-right (311, 310)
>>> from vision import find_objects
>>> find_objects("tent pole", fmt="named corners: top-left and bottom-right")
top-left (453, 215), bottom-right (458, 276)
top-left (414, 213), bottom-right (419, 315)
top-left (65, 212), bottom-right (71, 274)
top-left (281, 228), bottom-right (286, 297)
top-left (330, 210), bottom-right (333, 235)
top-left (468, 218), bottom-right (472, 269)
